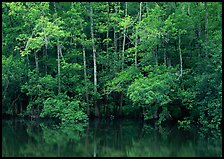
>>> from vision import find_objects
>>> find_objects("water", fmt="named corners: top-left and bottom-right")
top-left (2, 118), bottom-right (222, 157)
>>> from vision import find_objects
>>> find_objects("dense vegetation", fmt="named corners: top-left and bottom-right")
top-left (2, 2), bottom-right (222, 135)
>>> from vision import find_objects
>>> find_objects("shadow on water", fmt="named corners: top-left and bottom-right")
top-left (2, 118), bottom-right (222, 157)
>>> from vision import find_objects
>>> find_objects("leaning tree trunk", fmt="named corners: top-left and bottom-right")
top-left (90, 3), bottom-right (99, 117)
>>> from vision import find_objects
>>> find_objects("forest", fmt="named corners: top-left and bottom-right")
top-left (2, 2), bottom-right (222, 136)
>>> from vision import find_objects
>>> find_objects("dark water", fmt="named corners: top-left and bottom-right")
top-left (2, 118), bottom-right (222, 157)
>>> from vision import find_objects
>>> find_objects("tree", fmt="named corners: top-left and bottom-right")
top-left (89, 2), bottom-right (100, 117)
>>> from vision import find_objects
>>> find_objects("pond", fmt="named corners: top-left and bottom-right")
top-left (2, 118), bottom-right (222, 157)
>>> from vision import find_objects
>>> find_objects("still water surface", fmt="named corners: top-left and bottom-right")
top-left (2, 118), bottom-right (222, 157)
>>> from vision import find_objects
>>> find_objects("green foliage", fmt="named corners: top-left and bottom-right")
top-left (2, 2), bottom-right (222, 135)
top-left (21, 70), bottom-right (57, 115)
top-left (60, 60), bottom-right (84, 95)
top-left (178, 117), bottom-right (191, 130)
top-left (2, 55), bottom-right (27, 114)
top-left (40, 94), bottom-right (88, 123)
top-left (198, 98), bottom-right (222, 136)
top-left (106, 66), bottom-right (142, 93)
top-left (21, 67), bottom-right (88, 123)
top-left (127, 65), bottom-right (178, 125)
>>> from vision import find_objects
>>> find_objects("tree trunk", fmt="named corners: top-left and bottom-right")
top-left (106, 2), bottom-right (110, 56)
top-left (85, 123), bottom-right (90, 152)
top-left (122, 2), bottom-right (127, 70)
top-left (26, 54), bottom-right (30, 68)
top-left (20, 100), bottom-right (23, 114)
top-left (142, 107), bottom-right (145, 118)
top-left (34, 51), bottom-right (39, 73)
top-left (188, 3), bottom-right (190, 15)
top-left (164, 51), bottom-right (166, 66)
top-left (113, 2), bottom-right (118, 73)
top-left (82, 45), bottom-right (90, 116)
top-left (44, 36), bottom-right (48, 74)
top-left (146, 2), bottom-right (149, 16)
top-left (167, 57), bottom-right (171, 66)
top-left (134, 32), bottom-right (138, 68)
top-left (105, 2), bottom-right (110, 73)
top-left (90, 3), bottom-right (99, 117)
top-left (57, 41), bottom-right (61, 94)
top-left (154, 46), bottom-right (158, 65)
top-left (25, 31), bottom-right (34, 68)
top-left (113, 3), bottom-right (117, 53)
top-left (119, 93), bottom-right (123, 117)
top-left (205, 2), bottom-right (208, 58)
top-left (178, 32), bottom-right (183, 77)
top-left (139, 2), bottom-right (142, 22)
top-left (134, 2), bottom-right (142, 68)
top-left (163, 41), bottom-right (166, 65)
top-left (198, 22), bottom-right (201, 57)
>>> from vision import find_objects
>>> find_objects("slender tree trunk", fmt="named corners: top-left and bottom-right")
top-left (34, 51), bottom-right (39, 73)
top-left (178, 32), bottom-right (183, 77)
top-left (53, 2), bottom-right (57, 14)
top-left (105, 2), bottom-right (110, 116)
top-left (119, 93), bottom-right (123, 117)
top-left (205, 2), bottom-right (208, 58)
top-left (154, 46), bottom-right (158, 65)
top-left (20, 100), bottom-right (22, 114)
top-left (57, 41), bottom-right (61, 94)
top-left (119, 2), bottom-right (128, 116)
top-left (85, 123), bottom-right (90, 153)
top-left (112, 3), bottom-right (118, 115)
top-left (122, 28), bottom-right (126, 70)
top-left (26, 54), bottom-right (30, 67)
top-left (167, 57), bottom-right (171, 66)
top-left (113, 2), bottom-right (118, 73)
top-left (113, 29), bottom-right (117, 51)
top-left (25, 31), bottom-right (34, 68)
top-left (198, 22), bottom-right (201, 57)
top-left (45, 36), bottom-right (48, 74)
top-left (106, 2), bottom-right (110, 56)
top-left (188, 3), bottom-right (190, 15)
top-left (113, 3), bottom-right (117, 53)
top-left (82, 45), bottom-right (90, 116)
top-left (134, 2), bottom-right (142, 68)
top-left (90, 3), bottom-right (99, 117)
top-left (146, 2), bottom-right (149, 16)
top-left (142, 107), bottom-right (145, 118)
top-left (122, 2), bottom-right (127, 70)
top-left (164, 52), bottom-right (166, 66)
top-left (134, 32), bottom-right (138, 68)
top-left (163, 42), bottom-right (166, 65)
top-left (106, 4), bottom-right (110, 70)
top-left (139, 2), bottom-right (142, 22)
top-left (153, 108), bottom-right (158, 118)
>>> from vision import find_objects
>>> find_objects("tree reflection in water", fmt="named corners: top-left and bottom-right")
top-left (2, 118), bottom-right (222, 157)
